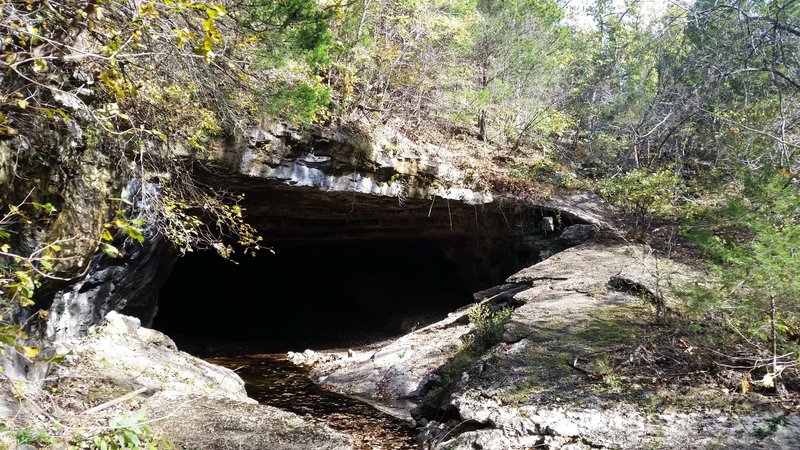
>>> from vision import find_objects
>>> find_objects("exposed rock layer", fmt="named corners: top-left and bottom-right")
top-left (307, 243), bottom-right (798, 449)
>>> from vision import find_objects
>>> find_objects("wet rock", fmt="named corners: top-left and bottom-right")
top-left (288, 349), bottom-right (338, 366)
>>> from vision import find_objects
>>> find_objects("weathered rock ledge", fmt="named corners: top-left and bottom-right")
top-left (2, 312), bottom-right (352, 449)
top-left (305, 243), bottom-right (800, 449)
top-left (199, 120), bottom-right (614, 227)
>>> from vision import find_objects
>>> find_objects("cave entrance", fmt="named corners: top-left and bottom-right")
top-left (153, 239), bottom-right (473, 355)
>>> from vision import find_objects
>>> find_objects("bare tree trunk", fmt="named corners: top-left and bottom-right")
top-left (478, 109), bottom-right (488, 143)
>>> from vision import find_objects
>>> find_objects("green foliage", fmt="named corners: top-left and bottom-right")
top-left (468, 304), bottom-right (512, 347)
top-left (263, 82), bottom-right (332, 125)
top-left (1, 199), bottom-right (61, 308)
top-left (601, 169), bottom-right (682, 227)
top-left (753, 415), bottom-right (790, 439)
top-left (0, 201), bottom-right (47, 359)
top-left (83, 410), bottom-right (156, 450)
top-left (155, 186), bottom-right (262, 259)
top-left (329, 0), bottom-right (482, 120)
top-left (686, 170), bottom-right (800, 332)
top-left (682, 170), bottom-right (800, 356)
top-left (241, 0), bottom-right (338, 123)
top-left (99, 210), bottom-right (146, 259)
top-left (507, 159), bottom-right (582, 189)
top-left (245, 0), bottom-right (337, 67)
top-left (14, 427), bottom-right (55, 447)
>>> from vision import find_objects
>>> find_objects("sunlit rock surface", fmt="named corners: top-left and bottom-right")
top-left (52, 312), bottom-right (353, 450)
top-left (305, 243), bottom-right (798, 449)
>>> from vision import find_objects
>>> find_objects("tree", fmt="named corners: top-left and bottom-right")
top-left (468, 0), bottom-right (573, 148)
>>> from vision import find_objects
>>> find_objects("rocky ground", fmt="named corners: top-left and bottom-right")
top-left (1, 312), bottom-right (351, 449)
top-left (308, 242), bottom-right (800, 449)
top-left (2, 242), bottom-right (798, 449)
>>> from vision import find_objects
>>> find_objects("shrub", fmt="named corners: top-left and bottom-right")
top-left (78, 410), bottom-right (157, 450)
top-left (601, 169), bottom-right (682, 228)
top-left (14, 427), bottom-right (55, 447)
top-left (468, 304), bottom-right (513, 347)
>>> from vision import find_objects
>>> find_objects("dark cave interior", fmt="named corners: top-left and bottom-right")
top-left (153, 239), bottom-right (475, 355)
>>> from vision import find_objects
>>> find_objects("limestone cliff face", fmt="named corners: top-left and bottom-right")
top-left (2, 120), bottom-right (610, 344)
top-left (200, 120), bottom-right (495, 205)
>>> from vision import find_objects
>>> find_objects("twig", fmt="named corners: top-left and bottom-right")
top-left (571, 357), bottom-right (598, 377)
top-left (83, 387), bottom-right (151, 415)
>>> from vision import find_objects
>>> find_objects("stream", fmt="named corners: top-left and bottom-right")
top-left (208, 354), bottom-right (420, 449)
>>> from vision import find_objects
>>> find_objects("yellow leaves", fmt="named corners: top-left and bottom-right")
top-left (740, 374), bottom-right (750, 394)
top-left (138, 1), bottom-right (159, 18)
top-left (9, 270), bottom-right (36, 306)
top-left (20, 346), bottom-right (39, 358)
top-left (98, 68), bottom-right (128, 100)
top-left (778, 167), bottom-right (800, 181)
top-left (174, 28), bottom-right (195, 48)
top-left (0, 114), bottom-right (16, 138)
top-left (32, 59), bottom-right (47, 73)
top-left (0, 244), bottom-right (10, 253)
top-left (41, 107), bottom-right (70, 121)
top-left (16, 99), bottom-right (29, 109)
top-left (197, 36), bottom-right (216, 62)
top-left (195, 17), bottom-right (222, 62)
top-left (102, 102), bottom-right (130, 121)
top-left (203, 4), bottom-right (227, 19)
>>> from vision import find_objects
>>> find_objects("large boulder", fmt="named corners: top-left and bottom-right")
top-left (40, 312), bottom-right (353, 450)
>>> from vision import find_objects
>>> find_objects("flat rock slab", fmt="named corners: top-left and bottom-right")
top-left (148, 395), bottom-right (352, 450)
top-left (48, 312), bottom-right (352, 449)
top-left (429, 244), bottom-right (798, 449)
top-left (311, 242), bottom-right (797, 449)
top-left (309, 308), bottom-right (473, 416)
